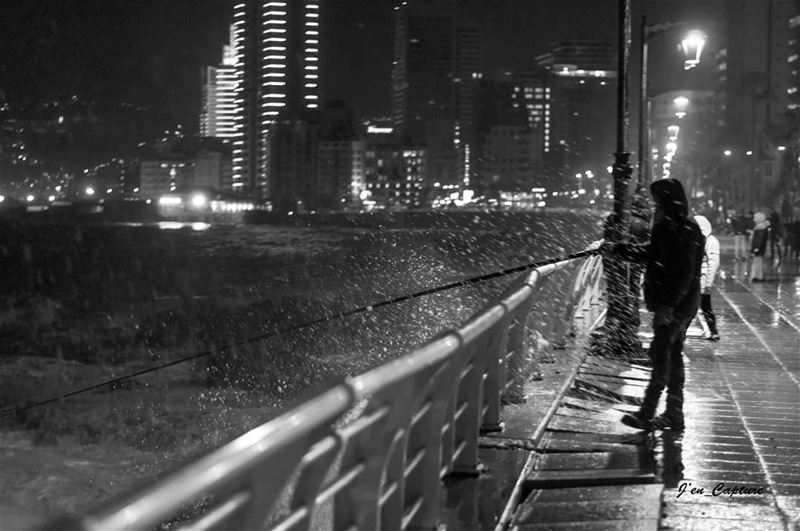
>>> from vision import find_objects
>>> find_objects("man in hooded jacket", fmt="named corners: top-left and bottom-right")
top-left (606, 178), bottom-right (705, 430)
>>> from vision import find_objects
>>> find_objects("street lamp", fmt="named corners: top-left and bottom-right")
top-left (637, 17), bottom-right (708, 188)
top-left (681, 31), bottom-right (707, 70)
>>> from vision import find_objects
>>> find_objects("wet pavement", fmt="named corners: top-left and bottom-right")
top-left (443, 237), bottom-right (800, 530)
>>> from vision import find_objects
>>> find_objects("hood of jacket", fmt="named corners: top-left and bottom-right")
top-left (753, 212), bottom-right (771, 229)
top-left (694, 215), bottom-right (712, 237)
top-left (650, 178), bottom-right (689, 220)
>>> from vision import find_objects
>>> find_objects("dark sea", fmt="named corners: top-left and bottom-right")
top-left (0, 210), bottom-right (603, 526)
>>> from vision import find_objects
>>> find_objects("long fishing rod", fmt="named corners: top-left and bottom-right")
top-left (1, 246), bottom-right (599, 418)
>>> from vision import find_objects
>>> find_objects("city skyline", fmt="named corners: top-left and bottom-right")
top-left (1, 0), bottom-right (726, 133)
top-left (2, 0), bottom-right (797, 213)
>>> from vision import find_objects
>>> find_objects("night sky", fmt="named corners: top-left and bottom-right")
top-left (0, 0), bottom-right (724, 133)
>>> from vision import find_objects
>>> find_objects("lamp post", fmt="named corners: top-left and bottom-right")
top-left (637, 17), bottom-right (707, 189)
top-left (592, 0), bottom-right (636, 360)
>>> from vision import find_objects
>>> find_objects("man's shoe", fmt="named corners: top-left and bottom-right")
top-left (621, 413), bottom-right (652, 431)
top-left (651, 414), bottom-right (685, 431)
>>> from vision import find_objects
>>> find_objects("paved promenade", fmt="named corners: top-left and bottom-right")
top-left (495, 237), bottom-right (800, 530)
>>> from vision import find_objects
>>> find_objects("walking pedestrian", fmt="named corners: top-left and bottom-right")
top-left (605, 178), bottom-right (704, 431)
top-left (694, 215), bottom-right (720, 341)
top-left (729, 211), bottom-right (747, 260)
top-left (787, 207), bottom-right (800, 260)
top-left (750, 211), bottom-right (770, 282)
top-left (768, 207), bottom-right (783, 263)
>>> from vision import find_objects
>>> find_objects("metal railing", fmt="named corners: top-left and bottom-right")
top-left (44, 246), bottom-right (605, 531)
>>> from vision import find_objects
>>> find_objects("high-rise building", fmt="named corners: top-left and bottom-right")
top-left (790, 8), bottom-right (800, 110)
top-left (511, 70), bottom-right (551, 155)
top-left (200, 26), bottom-right (239, 138)
top-left (454, 24), bottom-right (482, 191)
top-left (392, 0), bottom-right (460, 187)
top-left (231, 0), bottom-right (321, 197)
top-left (317, 140), bottom-right (366, 210)
top-left (535, 41), bottom-right (617, 183)
top-left (714, 0), bottom-right (799, 208)
top-left (721, 0), bottom-right (794, 141)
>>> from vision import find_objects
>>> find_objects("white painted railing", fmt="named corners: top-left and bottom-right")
top-left (43, 247), bottom-right (605, 531)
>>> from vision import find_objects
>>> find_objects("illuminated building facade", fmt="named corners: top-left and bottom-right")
top-left (200, 25), bottom-right (239, 138)
top-left (139, 140), bottom-right (232, 198)
top-left (317, 140), bottom-right (366, 210)
top-left (392, 0), bottom-right (459, 188)
top-left (362, 126), bottom-right (427, 210)
top-left (511, 70), bottom-right (551, 154)
top-left (481, 125), bottom-right (543, 192)
top-left (535, 41), bottom-right (617, 183)
top-left (454, 25), bottom-right (481, 192)
top-left (714, 0), bottom-right (799, 208)
top-left (231, 0), bottom-right (320, 197)
top-left (791, 6), bottom-right (800, 110)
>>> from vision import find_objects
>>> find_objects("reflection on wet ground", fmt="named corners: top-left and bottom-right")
top-left (467, 237), bottom-right (800, 530)
top-left (656, 241), bottom-right (800, 530)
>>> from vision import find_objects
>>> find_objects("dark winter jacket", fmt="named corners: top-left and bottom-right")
top-left (617, 179), bottom-right (704, 319)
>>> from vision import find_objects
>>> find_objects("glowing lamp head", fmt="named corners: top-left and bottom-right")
top-left (667, 125), bottom-right (680, 140)
top-left (681, 31), bottom-right (706, 70)
top-left (673, 96), bottom-right (690, 110)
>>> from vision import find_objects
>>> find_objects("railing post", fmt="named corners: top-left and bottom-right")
top-left (503, 271), bottom-right (538, 403)
top-left (450, 309), bottom-right (504, 476)
top-left (481, 311), bottom-right (513, 433)
top-left (405, 349), bottom-right (463, 529)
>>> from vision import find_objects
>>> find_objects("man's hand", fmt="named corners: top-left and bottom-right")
top-left (653, 306), bottom-right (675, 328)
top-left (587, 239), bottom-right (605, 252)
top-left (599, 240), bottom-right (617, 256)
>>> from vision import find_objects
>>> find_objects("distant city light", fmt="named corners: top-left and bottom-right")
top-left (106, 188), bottom-right (113, 194)
top-left (723, 149), bottom-right (732, 156)
top-left (777, 145), bottom-right (787, 151)
top-left (55, 185), bottom-right (62, 192)
top-left (367, 125), bottom-right (393, 134)
top-left (746, 150), bottom-right (753, 156)
top-left (190, 193), bottom-right (208, 209)
top-left (159, 196), bottom-right (182, 206)
top-left (48, 195), bottom-right (55, 202)
top-left (0, 195), bottom-right (4, 203)
top-left (26, 195), bottom-right (34, 202)
top-left (86, 187), bottom-right (95, 196)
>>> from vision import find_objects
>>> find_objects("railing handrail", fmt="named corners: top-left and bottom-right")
top-left (42, 245), bottom-right (605, 531)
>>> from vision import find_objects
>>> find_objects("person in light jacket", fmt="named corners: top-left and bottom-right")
top-left (694, 216), bottom-right (720, 340)
top-left (750, 212), bottom-right (770, 282)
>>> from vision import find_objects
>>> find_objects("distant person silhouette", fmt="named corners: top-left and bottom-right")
top-left (768, 207), bottom-right (782, 263)
top-left (605, 178), bottom-right (704, 431)
top-left (750, 212), bottom-right (770, 282)
top-left (729, 211), bottom-right (747, 260)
